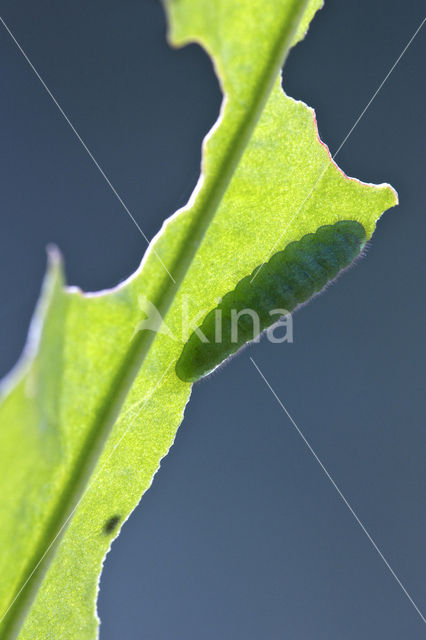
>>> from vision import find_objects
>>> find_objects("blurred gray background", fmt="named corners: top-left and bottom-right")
top-left (0, 1), bottom-right (424, 638)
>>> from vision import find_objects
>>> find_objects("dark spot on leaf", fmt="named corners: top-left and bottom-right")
top-left (103, 515), bottom-right (121, 535)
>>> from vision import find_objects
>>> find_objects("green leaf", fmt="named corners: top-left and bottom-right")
top-left (0, 1), bottom-right (397, 638)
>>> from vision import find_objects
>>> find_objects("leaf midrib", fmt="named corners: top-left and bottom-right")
top-left (2, 2), bottom-right (311, 636)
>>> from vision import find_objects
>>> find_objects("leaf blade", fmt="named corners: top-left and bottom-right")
top-left (0, 1), bottom-right (397, 638)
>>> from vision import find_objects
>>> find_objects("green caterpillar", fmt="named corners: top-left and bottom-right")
top-left (176, 220), bottom-right (367, 382)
